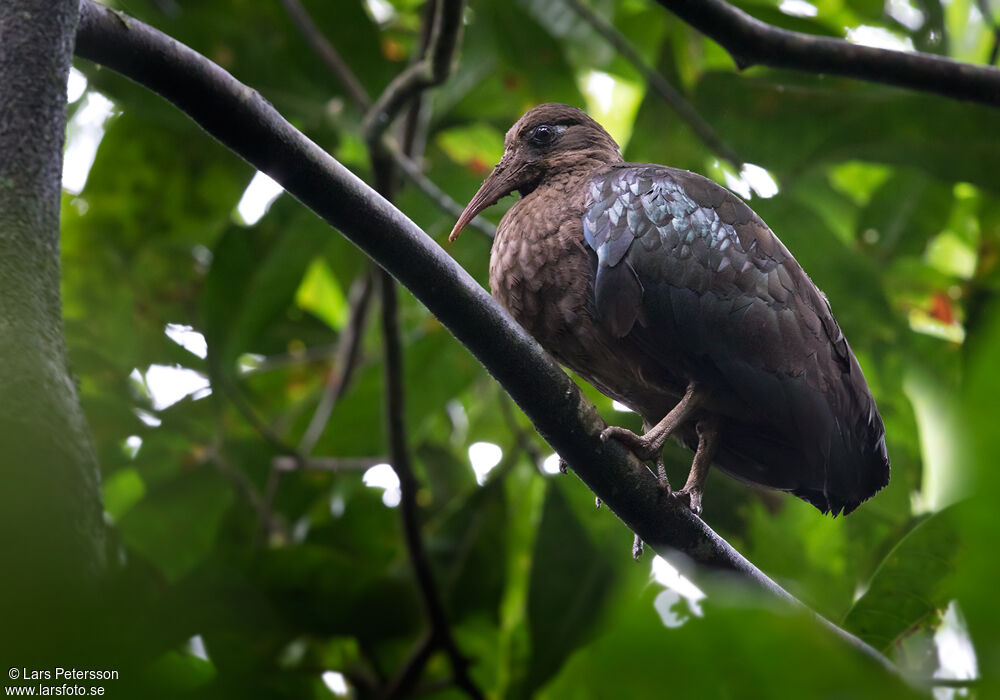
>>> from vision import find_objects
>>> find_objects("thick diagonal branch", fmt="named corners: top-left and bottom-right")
top-left (654, 0), bottom-right (1000, 108)
top-left (73, 0), bottom-right (894, 674)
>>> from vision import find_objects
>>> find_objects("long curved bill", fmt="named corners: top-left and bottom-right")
top-left (448, 158), bottom-right (518, 242)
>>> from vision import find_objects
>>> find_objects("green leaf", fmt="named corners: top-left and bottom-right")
top-left (117, 467), bottom-right (234, 582)
top-left (855, 170), bottom-right (954, 260)
top-left (519, 481), bottom-right (617, 695)
top-left (103, 468), bottom-right (146, 519)
top-left (295, 257), bottom-right (348, 330)
top-left (540, 585), bottom-right (920, 698)
top-left (692, 72), bottom-right (1000, 195)
top-left (843, 507), bottom-right (961, 651)
top-left (201, 202), bottom-right (331, 386)
top-left (426, 476), bottom-right (508, 621)
top-left (436, 124), bottom-right (506, 172)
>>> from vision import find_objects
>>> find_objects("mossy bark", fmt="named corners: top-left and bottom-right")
top-left (0, 0), bottom-right (106, 632)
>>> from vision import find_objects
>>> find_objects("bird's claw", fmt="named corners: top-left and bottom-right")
top-left (670, 488), bottom-right (703, 516)
top-left (600, 426), bottom-right (656, 461)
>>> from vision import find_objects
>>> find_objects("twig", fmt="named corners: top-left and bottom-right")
top-left (271, 455), bottom-right (385, 471)
top-left (379, 270), bottom-right (482, 699)
top-left (498, 392), bottom-right (544, 471)
top-left (382, 633), bottom-right (435, 699)
top-left (73, 1), bottom-right (896, 674)
top-left (652, 0), bottom-right (1000, 107)
top-left (206, 436), bottom-right (289, 542)
top-left (978, 0), bottom-right (1000, 66)
top-left (280, 0), bottom-right (492, 237)
top-left (563, 0), bottom-right (742, 168)
top-left (926, 677), bottom-right (980, 688)
top-left (217, 373), bottom-right (306, 466)
top-left (400, 0), bottom-right (438, 159)
top-left (298, 269), bottom-right (376, 454)
top-left (384, 136), bottom-right (495, 237)
top-left (248, 342), bottom-right (339, 372)
top-left (362, 0), bottom-right (466, 148)
top-left (279, 0), bottom-right (371, 109)
top-left (363, 4), bottom-right (481, 695)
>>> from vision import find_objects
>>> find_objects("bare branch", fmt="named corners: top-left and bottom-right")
top-left (379, 270), bottom-right (482, 699)
top-left (217, 374), bottom-right (306, 465)
top-left (564, 0), bottom-right (742, 167)
top-left (384, 136), bottom-right (496, 237)
top-left (364, 6), bottom-right (482, 695)
top-left (499, 393), bottom-right (545, 472)
top-left (271, 456), bottom-right (385, 472)
top-left (279, 0), bottom-right (371, 109)
top-left (362, 0), bottom-right (466, 147)
top-left (298, 269), bottom-right (376, 454)
top-left (280, 0), bottom-right (491, 236)
top-left (926, 678), bottom-right (980, 688)
top-left (653, 0), bottom-right (1000, 107)
top-left (208, 438), bottom-right (289, 542)
top-left (382, 633), bottom-right (435, 699)
top-left (74, 0), bottom-right (894, 673)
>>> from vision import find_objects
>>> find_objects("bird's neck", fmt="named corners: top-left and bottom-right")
top-left (516, 159), bottom-right (611, 228)
top-left (488, 161), bottom-right (604, 345)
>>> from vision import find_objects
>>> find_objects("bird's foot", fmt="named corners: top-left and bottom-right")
top-left (669, 487), bottom-right (703, 516)
top-left (600, 425), bottom-right (658, 461)
top-left (655, 455), bottom-right (671, 493)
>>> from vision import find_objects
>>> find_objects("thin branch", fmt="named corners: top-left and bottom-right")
top-left (298, 269), bottom-right (376, 454)
top-left (271, 455), bottom-right (385, 471)
top-left (926, 677), bottom-right (980, 688)
top-left (379, 270), bottom-right (482, 699)
top-left (498, 392), bottom-right (545, 472)
top-left (217, 374), bottom-right (306, 465)
top-left (362, 0), bottom-right (466, 147)
top-left (281, 0), bottom-right (492, 236)
top-left (245, 343), bottom-right (339, 371)
top-left (279, 0), bottom-right (371, 109)
top-left (382, 633), bottom-right (436, 699)
top-left (384, 136), bottom-right (495, 237)
top-left (653, 0), bottom-right (1000, 107)
top-left (400, 0), bottom-right (439, 159)
top-left (207, 437), bottom-right (289, 542)
top-left (564, 0), bottom-right (742, 168)
top-left (74, 0), bottom-right (895, 674)
top-left (979, 0), bottom-right (1000, 66)
top-left (364, 5), bottom-right (481, 695)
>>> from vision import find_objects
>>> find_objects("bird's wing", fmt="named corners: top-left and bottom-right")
top-left (583, 164), bottom-right (888, 513)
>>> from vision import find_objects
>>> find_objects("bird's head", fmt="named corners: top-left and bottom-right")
top-left (449, 103), bottom-right (622, 241)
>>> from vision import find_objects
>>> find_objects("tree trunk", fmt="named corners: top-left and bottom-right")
top-left (0, 0), bottom-right (106, 651)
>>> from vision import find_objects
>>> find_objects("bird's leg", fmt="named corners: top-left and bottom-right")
top-left (601, 382), bottom-right (700, 462)
top-left (671, 418), bottom-right (720, 516)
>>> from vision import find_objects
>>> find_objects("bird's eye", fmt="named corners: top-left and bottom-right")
top-left (528, 124), bottom-right (562, 147)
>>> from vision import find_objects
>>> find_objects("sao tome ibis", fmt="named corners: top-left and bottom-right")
top-left (449, 103), bottom-right (889, 516)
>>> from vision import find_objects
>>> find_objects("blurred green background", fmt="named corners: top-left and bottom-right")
top-left (32, 0), bottom-right (1000, 696)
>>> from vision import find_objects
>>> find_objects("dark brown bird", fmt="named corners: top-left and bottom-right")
top-left (450, 103), bottom-right (888, 516)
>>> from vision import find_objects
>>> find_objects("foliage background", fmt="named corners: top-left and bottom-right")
top-left (40, 0), bottom-right (1000, 696)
